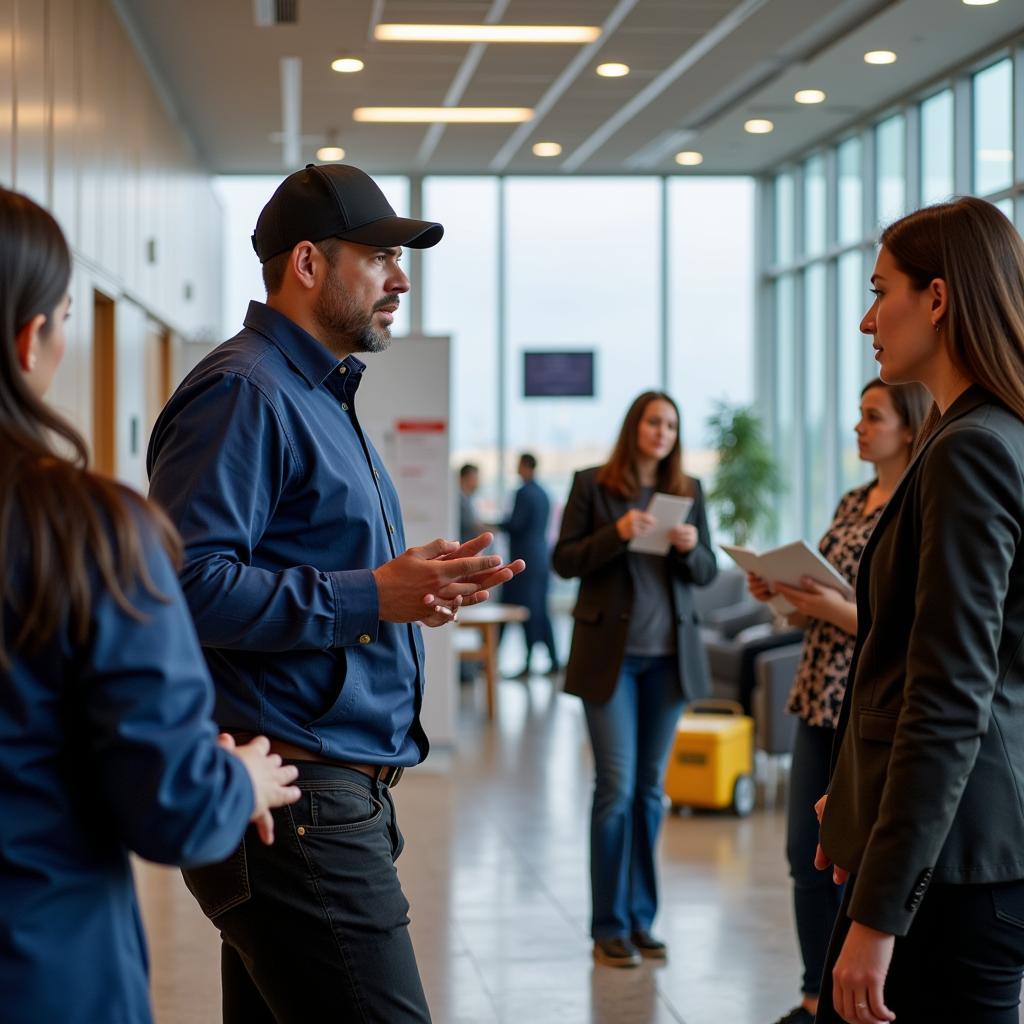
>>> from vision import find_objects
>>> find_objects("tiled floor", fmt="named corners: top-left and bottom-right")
top-left (137, 673), bottom-right (809, 1024)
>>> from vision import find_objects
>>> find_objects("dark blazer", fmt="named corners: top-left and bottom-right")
top-left (553, 466), bottom-right (717, 704)
top-left (500, 479), bottom-right (551, 606)
top-left (821, 386), bottom-right (1024, 937)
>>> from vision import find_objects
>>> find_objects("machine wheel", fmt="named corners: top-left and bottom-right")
top-left (732, 773), bottom-right (756, 817)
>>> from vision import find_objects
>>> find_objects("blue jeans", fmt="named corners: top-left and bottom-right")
top-left (583, 654), bottom-right (684, 940)
top-left (182, 763), bottom-right (430, 1024)
top-left (787, 718), bottom-right (844, 996)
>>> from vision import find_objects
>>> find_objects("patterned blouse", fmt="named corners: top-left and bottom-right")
top-left (787, 482), bottom-right (883, 728)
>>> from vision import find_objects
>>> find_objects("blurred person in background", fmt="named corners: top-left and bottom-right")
top-left (459, 462), bottom-right (484, 543)
top-left (747, 378), bottom-right (928, 1024)
top-left (554, 391), bottom-right (716, 968)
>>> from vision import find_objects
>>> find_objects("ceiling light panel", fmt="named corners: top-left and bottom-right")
top-left (675, 151), bottom-right (703, 166)
top-left (374, 24), bottom-right (601, 44)
top-left (864, 50), bottom-right (897, 64)
top-left (532, 142), bottom-right (562, 157)
top-left (596, 62), bottom-right (630, 78)
top-left (316, 146), bottom-right (345, 161)
top-left (794, 89), bottom-right (826, 104)
top-left (353, 107), bottom-right (534, 124)
top-left (744, 118), bottom-right (774, 134)
top-left (331, 58), bottom-right (364, 73)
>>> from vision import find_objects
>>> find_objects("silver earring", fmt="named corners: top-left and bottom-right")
top-left (934, 323), bottom-right (940, 334)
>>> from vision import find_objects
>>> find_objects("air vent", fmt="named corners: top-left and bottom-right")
top-left (254, 0), bottom-right (298, 26)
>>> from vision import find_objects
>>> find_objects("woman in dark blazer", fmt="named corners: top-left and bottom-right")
top-left (816, 197), bottom-right (1024, 1024)
top-left (553, 390), bottom-right (716, 968)
top-left (0, 188), bottom-right (299, 1023)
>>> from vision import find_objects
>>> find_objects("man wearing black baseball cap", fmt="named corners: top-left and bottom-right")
top-left (148, 164), bottom-right (523, 1022)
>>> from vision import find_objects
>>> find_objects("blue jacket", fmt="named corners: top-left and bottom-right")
top-left (147, 302), bottom-right (427, 765)
top-left (0, 510), bottom-right (253, 1024)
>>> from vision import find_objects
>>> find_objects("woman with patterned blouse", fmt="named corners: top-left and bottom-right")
top-left (748, 378), bottom-right (928, 1024)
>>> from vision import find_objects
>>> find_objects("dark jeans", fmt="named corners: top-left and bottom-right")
top-left (816, 876), bottom-right (1024, 1023)
top-left (582, 653), bottom-right (684, 940)
top-left (182, 763), bottom-right (430, 1024)
top-left (787, 719), bottom-right (844, 997)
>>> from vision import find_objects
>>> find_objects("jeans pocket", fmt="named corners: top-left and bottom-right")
top-left (991, 880), bottom-right (1024, 930)
top-left (181, 840), bottom-right (251, 920)
top-left (297, 781), bottom-right (383, 835)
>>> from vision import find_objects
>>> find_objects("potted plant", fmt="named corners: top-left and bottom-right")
top-left (704, 402), bottom-right (783, 547)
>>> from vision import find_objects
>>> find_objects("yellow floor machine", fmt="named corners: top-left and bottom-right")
top-left (664, 699), bottom-right (756, 816)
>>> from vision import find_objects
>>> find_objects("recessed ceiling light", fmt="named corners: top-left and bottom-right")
top-left (794, 89), bottom-right (826, 105)
top-left (962, 0), bottom-right (1000, 5)
top-left (532, 142), bottom-right (562, 157)
top-left (353, 106), bottom-right (534, 124)
top-left (744, 118), bottom-right (774, 135)
top-left (675, 151), bottom-right (704, 166)
top-left (373, 24), bottom-right (601, 44)
top-left (316, 146), bottom-right (346, 161)
top-left (596, 62), bottom-right (630, 78)
top-left (864, 50), bottom-right (897, 65)
top-left (331, 58), bottom-right (364, 73)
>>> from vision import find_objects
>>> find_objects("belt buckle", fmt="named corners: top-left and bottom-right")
top-left (380, 765), bottom-right (404, 788)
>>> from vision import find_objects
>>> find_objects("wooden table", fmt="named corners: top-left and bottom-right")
top-left (456, 603), bottom-right (529, 721)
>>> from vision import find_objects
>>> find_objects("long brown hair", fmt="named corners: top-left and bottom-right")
top-left (596, 390), bottom-right (695, 500)
top-left (0, 188), bottom-right (180, 670)
top-left (880, 196), bottom-right (1024, 441)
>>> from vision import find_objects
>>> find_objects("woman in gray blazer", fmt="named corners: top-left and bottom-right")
top-left (553, 391), bottom-right (716, 968)
top-left (816, 197), bottom-right (1024, 1024)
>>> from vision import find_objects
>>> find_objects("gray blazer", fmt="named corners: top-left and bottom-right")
top-left (552, 466), bottom-right (717, 705)
top-left (821, 386), bottom-right (1024, 936)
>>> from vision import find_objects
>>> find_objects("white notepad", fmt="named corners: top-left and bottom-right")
top-left (628, 493), bottom-right (695, 556)
top-left (720, 540), bottom-right (853, 615)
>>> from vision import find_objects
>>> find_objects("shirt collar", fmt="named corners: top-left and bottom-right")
top-left (243, 301), bottom-right (367, 389)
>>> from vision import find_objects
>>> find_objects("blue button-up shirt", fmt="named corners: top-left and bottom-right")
top-left (147, 301), bottom-right (427, 765)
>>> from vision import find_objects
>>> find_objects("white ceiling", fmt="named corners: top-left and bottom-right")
top-left (120, 0), bottom-right (1024, 176)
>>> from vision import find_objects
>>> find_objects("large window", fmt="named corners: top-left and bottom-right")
top-left (774, 274), bottom-right (799, 541)
top-left (837, 137), bottom-right (863, 245)
top-left (804, 155), bottom-right (827, 256)
top-left (921, 90), bottom-right (954, 205)
top-left (876, 114), bottom-right (906, 227)
top-left (423, 178), bottom-right (500, 495)
top-left (667, 178), bottom-right (755, 477)
top-left (760, 37), bottom-right (1024, 543)
top-left (503, 179), bottom-right (662, 500)
top-left (774, 173), bottom-right (795, 265)
top-left (838, 251), bottom-right (871, 492)
top-left (803, 264), bottom-right (829, 537)
top-left (973, 59), bottom-right (1014, 197)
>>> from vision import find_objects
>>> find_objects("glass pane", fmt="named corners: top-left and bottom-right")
top-left (804, 263), bottom-right (828, 537)
top-left (996, 197), bottom-right (1015, 220)
top-left (774, 173), bottom-right (795, 265)
top-left (920, 90), bottom-right (954, 206)
top-left (774, 274), bottom-right (798, 542)
top-left (837, 137), bottom-right (863, 244)
top-left (838, 251), bottom-right (872, 493)
top-left (668, 178), bottom-right (755, 484)
top-left (804, 154), bottom-right (827, 256)
top-left (876, 114), bottom-right (906, 227)
top-left (973, 59), bottom-right (1013, 197)
top-left (504, 178), bottom-right (661, 504)
top-left (423, 178), bottom-right (499, 490)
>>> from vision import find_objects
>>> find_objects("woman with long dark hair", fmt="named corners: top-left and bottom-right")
top-left (747, 378), bottom-right (928, 1024)
top-left (554, 391), bottom-right (717, 967)
top-left (816, 196), bottom-right (1024, 1023)
top-left (0, 187), bottom-right (300, 1023)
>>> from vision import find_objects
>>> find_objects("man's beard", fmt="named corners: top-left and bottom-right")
top-left (313, 274), bottom-right (397, 355)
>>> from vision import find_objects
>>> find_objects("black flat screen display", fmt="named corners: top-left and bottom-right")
top-left (522, 351), bottom-right (594, 398)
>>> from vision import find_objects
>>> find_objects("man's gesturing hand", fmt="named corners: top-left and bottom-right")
top-left (373, 537), bottom-right (508, 623)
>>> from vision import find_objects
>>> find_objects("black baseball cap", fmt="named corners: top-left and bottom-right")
top-left (251, 163), bottom-right (444, 262)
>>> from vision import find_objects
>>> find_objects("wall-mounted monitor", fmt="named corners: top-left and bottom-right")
top-left (522, 350), bottom-right (595, 398)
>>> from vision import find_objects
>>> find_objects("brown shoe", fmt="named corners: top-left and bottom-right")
top-left (630, 930), bottom-right (667, 959)
top-left (593, 937), bottom-right (642, 968)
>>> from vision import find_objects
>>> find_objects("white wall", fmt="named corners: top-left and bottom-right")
top-left (0, 0), bottom-right (223, 459)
